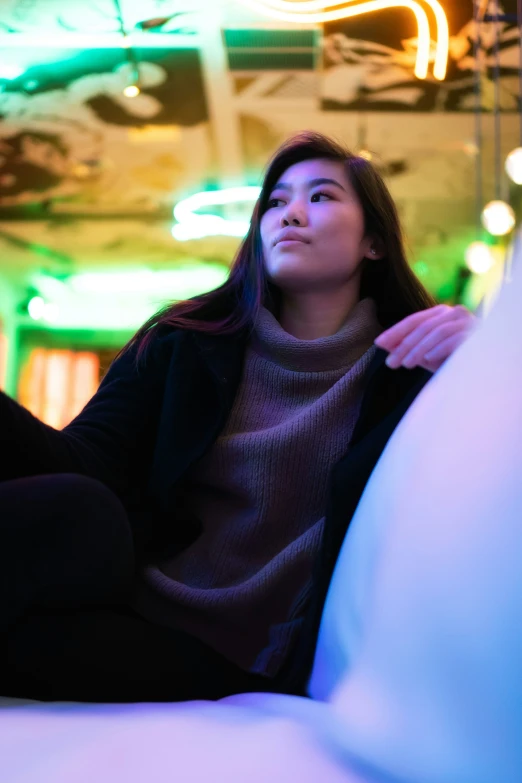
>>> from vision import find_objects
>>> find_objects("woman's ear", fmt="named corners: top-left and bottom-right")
top-left (364, 236), bottom-right (386, 260)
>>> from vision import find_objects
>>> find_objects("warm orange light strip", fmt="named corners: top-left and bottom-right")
top-left (237, 0), bottom-right (448, 80)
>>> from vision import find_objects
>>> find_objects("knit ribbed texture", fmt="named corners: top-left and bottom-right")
top-left (135, 298), bottom-right (382, 676)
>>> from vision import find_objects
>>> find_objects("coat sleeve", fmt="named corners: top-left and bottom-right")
top-left (0, 335), bottom-right (171, 501)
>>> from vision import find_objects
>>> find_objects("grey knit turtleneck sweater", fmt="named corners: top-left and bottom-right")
top-left (134, 298), bottom-right (382, 677)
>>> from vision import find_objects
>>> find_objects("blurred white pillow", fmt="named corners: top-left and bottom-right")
top-left (309, 248), bottom-right (522, 783)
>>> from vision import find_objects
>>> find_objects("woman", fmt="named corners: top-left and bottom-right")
top-left (0, 131), bottom-right (475, 703)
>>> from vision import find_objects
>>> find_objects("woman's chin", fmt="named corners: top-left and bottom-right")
top-left (267, 259), bottom-right (321, 284)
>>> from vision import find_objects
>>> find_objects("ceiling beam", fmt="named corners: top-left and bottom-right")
top-left (198, 7), bottom-right (245, 187)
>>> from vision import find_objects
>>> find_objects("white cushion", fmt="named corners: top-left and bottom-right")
top-left (309, 248), bottom-right (522, 783)
top-left (0, 693), bottom-right (370, 783)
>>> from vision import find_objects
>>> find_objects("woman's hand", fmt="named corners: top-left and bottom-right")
top-left (374, 304), bottom-right (478, 373)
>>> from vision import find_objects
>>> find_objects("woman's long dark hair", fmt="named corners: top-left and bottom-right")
top-left (130, 131), bottom-right (436, 359)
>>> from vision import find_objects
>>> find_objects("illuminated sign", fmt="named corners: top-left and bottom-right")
top-left (237, 0), bottom-right (449, 80)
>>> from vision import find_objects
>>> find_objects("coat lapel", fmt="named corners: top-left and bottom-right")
top-left (148, 329), bottom-right (246, 510)
top-left (351, 348), bottom-right (432, 447)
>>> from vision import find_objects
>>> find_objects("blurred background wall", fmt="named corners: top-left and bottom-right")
top-left (0, 0), bottom-right (520, 423)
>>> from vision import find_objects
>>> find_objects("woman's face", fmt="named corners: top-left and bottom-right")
top-left (260, 158), bottom-right (375, 295)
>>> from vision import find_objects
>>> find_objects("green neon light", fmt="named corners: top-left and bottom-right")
top-left (29, 265), bottom-right (230, 329)
top-left (66, 267), bottom-right (229, 295)
top-left (27, 296), bottom-right (45, 320)
top-left (172, 186), bottom-right (262, 241)
top-left (0, 33), bottom-right (197, 49)
top-left (0, 64), bottom-right (26, 79)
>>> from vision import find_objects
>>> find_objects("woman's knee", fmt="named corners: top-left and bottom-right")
top-left (0, 473), bottom-right (135, 607)
top-left (2, 473), bottom-right (129, 540)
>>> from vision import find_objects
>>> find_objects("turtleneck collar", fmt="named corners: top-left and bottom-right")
top-left (250, 298), bottom-right (382, 373)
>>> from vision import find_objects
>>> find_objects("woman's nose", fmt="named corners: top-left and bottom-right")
top-left (281, 201), bottom-right (307, 227)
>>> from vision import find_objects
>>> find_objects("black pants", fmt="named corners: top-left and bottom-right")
top-left (0, 474), bottom-right (275, 703)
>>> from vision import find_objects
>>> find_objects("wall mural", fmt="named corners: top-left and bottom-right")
top-left (0, 48), bottom-right (210, 209)
top-left (0, 1), bottom-right (213, 210)
top-left (0, 0), bottom-right (200, 36)
top-left (322, 1), bottom-right (520, 111)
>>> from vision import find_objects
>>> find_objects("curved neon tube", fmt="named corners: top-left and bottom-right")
top-left (237, 0), bottom-right (448, 80)
top-left (246, 0), bottom-right (448, 80)
top-left (172, 186), bottom-right (262, 241)
top-left (173, 186), bottom-right (262, 223)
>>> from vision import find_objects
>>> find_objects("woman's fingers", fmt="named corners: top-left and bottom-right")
top-left (375, 305), bottom-right (476, 372)
top-left (374, 305), bottom-right (450, 352)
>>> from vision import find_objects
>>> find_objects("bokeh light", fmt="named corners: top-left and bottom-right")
top-left (28, 296), bottom-right (45, 320)
top-left (481, 201), bottom-right (516, 237)
top-left (505, 147), bottom-right (522, 185)
top-left (123, 84), bottom-right (140, 97)
top-left (464, 242), bottom-right (494, 275)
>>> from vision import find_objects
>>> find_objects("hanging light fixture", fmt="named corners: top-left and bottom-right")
top-left (472, 0), bottom-right (486, 244)
top-left (505, 1), bottom-right (522, 183)
top-left (123, 83), bottom-right (140, 98)
top-left (113, 0), bottom-right (141, 97)
top-left (476, 2), bottom-right (516, 238)
top-left (491, 1), bottom-right (502, 208)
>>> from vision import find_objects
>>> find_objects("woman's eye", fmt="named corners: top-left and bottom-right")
top-left (311, 191), bottom-right (331, 202)
top-left (267, 197), bottom-right (284, 209)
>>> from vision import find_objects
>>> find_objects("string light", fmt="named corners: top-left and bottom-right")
top-left (481, 200), bottom-right (516, 236)
top-left (464, 241), bottom-right (494, 274)
top-left (505, 146), bottom-right (522, 184)
top-left (236, 0), bottom-right (449, 80)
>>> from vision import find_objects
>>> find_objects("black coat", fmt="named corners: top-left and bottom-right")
top-left (0, 326), bottom-right (432, 693)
